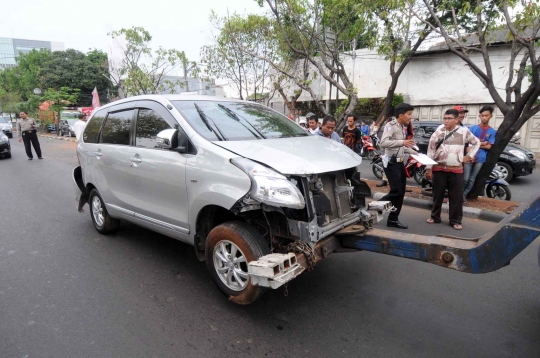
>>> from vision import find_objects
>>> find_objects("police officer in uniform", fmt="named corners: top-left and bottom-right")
top-left (17, 111), bottom-right (43, 160)
top-left (379, 103), bottom-right (417, 229)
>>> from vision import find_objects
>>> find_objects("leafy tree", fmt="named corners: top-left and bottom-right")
top-left (41, 87), bottom-right (80, 135)
top-left (40, 49), bottom-right (114, 106)
top-left (0, 90), bottom-right (21, 120)
top-left (109, 27), bottom-right (198, 97)
top-left (0, 49), bottom-right (50, 101)
top-left (201, 11), bottom-right (274, 101)
top-left (255, 0), bottom-right (377, 123)
top-left (416, 0), bottom-right (540, 198)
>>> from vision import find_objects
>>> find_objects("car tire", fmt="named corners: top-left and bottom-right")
top-left (8, 134), bottom-right (12, 138)
top-left (495, 162), bottom-right (514, 182)
top-left (5, 153), bottom-right (11, 159)
top-left (206, 221), bottom-right (270, 305)
top-left (89, 189), bottom-right (120, 234)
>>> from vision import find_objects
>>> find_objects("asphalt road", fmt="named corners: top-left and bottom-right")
top-left (357, 154), bottom-right (539, 204)
top-left (1, 138), bottom-right (539, 358)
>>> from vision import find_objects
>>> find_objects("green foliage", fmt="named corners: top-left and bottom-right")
top-left (391, 93), bottom-right (404, 107)
top-left (0, 90), bottom-right (22, 114)
top-left (41, 87), bottom-right (80, 114)
top-left (0, 49), bottom-right (50, 101)
top-left (201, 11), bottom-right (275, 100)
top-left (40, 49), bottom-right (114, 106)
top-left (109, 26), bottom-right (197, 96)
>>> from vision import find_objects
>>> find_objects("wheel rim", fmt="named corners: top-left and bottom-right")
top-left (495, 165), bottom-right (508, 179)
top-left (92, 196), bottom-right (105, 227)
top-left (213, 240), bottom-right (249, 291)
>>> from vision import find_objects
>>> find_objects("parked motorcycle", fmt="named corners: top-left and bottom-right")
top-left (360, 135), bottom-right (377, 160)
top-left (404, 155), bottom-right (426, 185)
top-left (421, 168), bottom-right (511, 200)
top-left (371, 150), bottom-right (384, 179)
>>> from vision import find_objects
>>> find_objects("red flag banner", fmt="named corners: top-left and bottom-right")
top-left (92, 87), bottom-right (101, 108)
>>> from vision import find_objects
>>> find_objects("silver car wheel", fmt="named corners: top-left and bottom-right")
top-left (495, 164), bottom-right (508, 179)
top-left (92, 196), bottom-right (105, 227)
top-left (213, 240), bottom-right (249, 291)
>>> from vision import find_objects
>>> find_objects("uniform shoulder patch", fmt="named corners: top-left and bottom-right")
top-left (385, 125), bottom-right (392, 132)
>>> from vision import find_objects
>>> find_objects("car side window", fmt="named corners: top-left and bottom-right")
top-left (135, 109), bottom-right (172, 148)
top-left (100, 110), bottom-right (133, 145)
top-left (83, 108), bottom-right (107, 143)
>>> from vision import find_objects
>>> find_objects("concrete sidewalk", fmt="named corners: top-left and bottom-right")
top-left (372, 192), bottom-right (507, 222)
top-left (38, 134), bottom-right (77, 143)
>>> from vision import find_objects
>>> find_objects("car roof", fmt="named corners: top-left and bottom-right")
top-left (95, 94), bottom-right (242, 112)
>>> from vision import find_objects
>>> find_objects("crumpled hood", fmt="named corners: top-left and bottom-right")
top-left (213, 135), bottom-right (362, 175)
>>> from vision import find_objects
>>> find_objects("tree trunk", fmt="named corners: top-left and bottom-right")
top-left (336, 95), bottom-right (358, 134)
top-left (376, 74), bottom-right (399, 129)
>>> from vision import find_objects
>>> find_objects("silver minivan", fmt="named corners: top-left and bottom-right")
top-left (73, 95), bottom-right (373, 304)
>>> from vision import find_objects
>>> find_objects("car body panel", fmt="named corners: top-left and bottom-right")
top-left (0, 131), bottom-right (10, 157)
top-left (213, 135), bottom-right (362, 175)
top-left (0, 116), bottom-right (13, 137)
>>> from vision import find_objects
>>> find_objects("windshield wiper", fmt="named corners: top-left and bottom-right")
top-left (217, 104), bottom-right (266, 139)
top-left (194, 103), bottom-right (226, 141)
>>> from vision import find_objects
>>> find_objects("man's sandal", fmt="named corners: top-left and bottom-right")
top-left (426, 218), bottom-right (439, 224)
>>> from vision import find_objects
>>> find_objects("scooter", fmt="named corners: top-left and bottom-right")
top-left (371, 150), bottom-right (384, 179)
top-left (421, 168), bottom-right (512, 200)
top-left (360, 135), bottom-right (377, 160)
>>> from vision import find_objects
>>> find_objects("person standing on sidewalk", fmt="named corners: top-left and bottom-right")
top-left (379, 103), bottom-right (418, 229)
top-left (73, 113), bottom-right (88, 141)
top-left (425, 109), bottom-right (480, 230)
top-left (462, 105), bottom-right (497, 202)
top-left (17, 111), bottom-right (42, 160)
top-left (316, 115), bottom-right (342, 143)
top-left (342, 114), bottom-right (362, 152)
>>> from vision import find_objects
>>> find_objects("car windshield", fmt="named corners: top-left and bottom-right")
top-left (0, 117), bottom-right (9, 123)
top-left (66, 119), bottom-right (78, 125)
top-left (172, 100), bottom-right (308, 141)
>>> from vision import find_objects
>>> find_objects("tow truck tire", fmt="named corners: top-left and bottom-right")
top-left (206, 221), bottom-right (270, 305)
top-left (89, 189), bottom-right (120, 234)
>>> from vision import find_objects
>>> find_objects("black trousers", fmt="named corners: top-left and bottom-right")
top-left (381, 162), bottom-right (406, 221)
top-left (22, 130), bottom-right (42, 159)
top-left (431, 171), bottom-right (463, 225)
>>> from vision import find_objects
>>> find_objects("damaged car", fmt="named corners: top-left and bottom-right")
top-left (73, 95), bottom-right (389, 304)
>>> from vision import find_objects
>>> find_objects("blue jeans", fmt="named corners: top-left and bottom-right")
top-left (463, 162), bottom-right (484, 198)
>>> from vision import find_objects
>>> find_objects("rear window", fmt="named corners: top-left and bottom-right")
top-left (83, 108), bottom-right (107, 143)
top-left (172, 100), bottom-right (307, 141)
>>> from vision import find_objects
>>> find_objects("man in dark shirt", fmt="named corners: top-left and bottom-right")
top-left (342, 114), bottom-right (362, 152)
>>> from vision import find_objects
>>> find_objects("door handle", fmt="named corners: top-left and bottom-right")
top-left (130, 156), bottom-right (142, 163)
top-left (95, 151), bottom-right (102, 157)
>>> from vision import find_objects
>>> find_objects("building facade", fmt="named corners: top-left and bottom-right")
top-left (268, 46), bottom-right (540, 154)
top-left (0, 37), bottom-right (64, 69)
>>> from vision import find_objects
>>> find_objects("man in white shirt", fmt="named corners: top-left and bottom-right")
top-left (73, 113), bottom-right (88, 141)
top-left (306, 112), bottom-right (319, 134)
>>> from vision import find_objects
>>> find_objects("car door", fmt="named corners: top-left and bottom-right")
top-left (93, 103), bottom-right (136, 215)
top-left (126, 100), bottom-right (190, 234)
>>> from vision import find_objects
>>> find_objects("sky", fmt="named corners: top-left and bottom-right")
top-left (0, 0), bottom-right (264, 62)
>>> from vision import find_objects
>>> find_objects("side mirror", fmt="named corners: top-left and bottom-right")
top-left (156, 128), bottom-right (186, 153)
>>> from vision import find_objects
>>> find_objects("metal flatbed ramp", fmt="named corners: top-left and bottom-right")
top-left (341, 195), bottom-right (540, 273)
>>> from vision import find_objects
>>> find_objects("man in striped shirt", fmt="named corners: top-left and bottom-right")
top-left (425, 109), bottom-right (480, 230)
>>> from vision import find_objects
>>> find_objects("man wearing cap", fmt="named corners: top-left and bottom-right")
top-left (306, 112), bottom-right (319, 134)
top-left (453, 105), bottom-right (468, 126)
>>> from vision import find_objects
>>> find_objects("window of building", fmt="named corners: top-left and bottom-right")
top-left (135, 109), bottom-right (171, 148)
top-left (100, 110), bottom-right (133, 145)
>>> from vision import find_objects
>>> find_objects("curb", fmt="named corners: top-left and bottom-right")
top-left (372, 192), bottom-right (506, 223)
top-left (38, 134), bottom-right (78, 143)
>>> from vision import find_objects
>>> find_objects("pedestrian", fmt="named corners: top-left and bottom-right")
top-left (462, 105), bottom-right (497, 202)
top-left (379, 103), bottom-right (418, 229)
top-left (425, 109), bottom-right (480, 230)
top-left (316, 115), bottom-right (341, 143)
top-left (73, 113), bottom-right (88, 141)
top-left (360, 120), bottom-right (370, 136)
top-left (453, 105), bottom-right (468, 126)
top-left (342, 114), bottom-right (362, 152)
top-left (17, 111), bottom-right (42, 160)
top-left (306, 113), bottom-right (319, 134)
